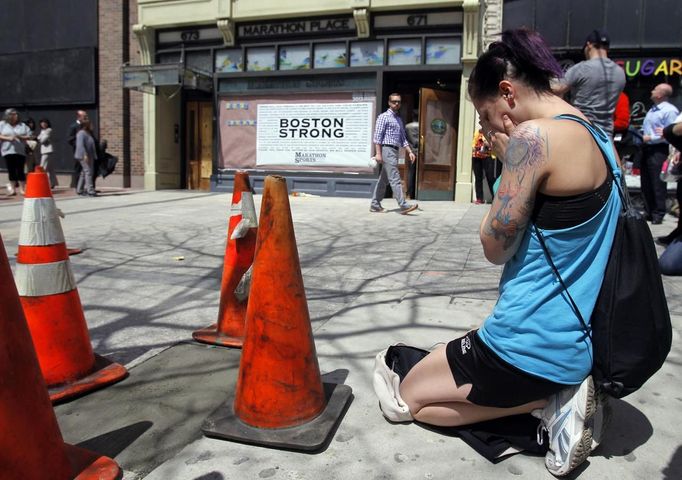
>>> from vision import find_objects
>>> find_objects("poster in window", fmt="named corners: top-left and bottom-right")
top-left (215, 49), bottom-right (243, 72)
top-left (247, 47), bottom-right (276, 71)
top-left (425, 38), bottom-right (461, 65)
top-left (256, 102), bottom-right (372, 167)
top-left (350, 41), bottom-right (384, 66)
top-left (388, 39), bottom-right (421, 65)
top-left (314, 43), bottom-right (347, 68)
top-left (279, 45), bottom-right (311, 70)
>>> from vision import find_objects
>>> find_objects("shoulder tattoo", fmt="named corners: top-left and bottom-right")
top-left (484, 124), bottom-right (549, 251)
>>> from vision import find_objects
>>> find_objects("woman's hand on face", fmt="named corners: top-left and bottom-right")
top-left (488, 115), bottom-right (516, 160)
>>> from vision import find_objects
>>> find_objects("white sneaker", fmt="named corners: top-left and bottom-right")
top-left (535, 376), bottom-right (596, 477)
top-left (6, 183), bottom-right (15, 196)
top-left (372, 348), bottom-right (413, 423)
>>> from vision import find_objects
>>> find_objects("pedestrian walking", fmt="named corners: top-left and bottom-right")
top-left (74, 117), bottom-right (98, 197)
top-left (67, 110), bottom-right (87, 188)
top-left (0, 108), bottom-right (32, 196)
top-left (37, 118), bottom-right (58, 188)
top-left (369, 93), bottom-right (418, 214)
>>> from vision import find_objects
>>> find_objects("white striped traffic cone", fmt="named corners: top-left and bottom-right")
top-left (15, 168), bottom-right (127, 403)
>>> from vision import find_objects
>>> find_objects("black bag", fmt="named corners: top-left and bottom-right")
top-left (385, 344), bottom-right (428, 381)
top-left (536, 115), bottom-right (672, 398)
top-left (382, 344), bottom-right (547, 461)
top-left (590, 206), bottom-right (672, 397)
top-left (98, 153), bottom-right (118, 178)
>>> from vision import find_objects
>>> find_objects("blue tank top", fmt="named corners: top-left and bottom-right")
top-left (477, 116), bottom-right (622, 385)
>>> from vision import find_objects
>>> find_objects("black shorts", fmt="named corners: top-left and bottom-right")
top-left (445, 330), bottom-right (567, 408)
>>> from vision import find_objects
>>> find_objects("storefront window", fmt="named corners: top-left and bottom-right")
top-left (314, 43), bottom-right (347, 69)
top-left (158, 52), bottom-right (181, 64)
top-left (387, 39), bottom-right (421, 66)
top-left (350, 41), bottom-right (384, 67)
top-left (279, 45), bottom-right (311, 70)
top-left (246, 47), bottom-right (276, 71)
top-left (215, 48), bottom-right (243, 72)
top-left (425, 37), bottom-right (461, 65)
top-left (186, 51), bottom-right (212, 72)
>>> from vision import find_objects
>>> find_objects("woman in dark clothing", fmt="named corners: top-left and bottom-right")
top-left (375, 29), bottom-right (622, 477)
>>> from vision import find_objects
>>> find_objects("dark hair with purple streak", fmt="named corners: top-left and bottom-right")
top-left (468, 29), bottom-right (563, 102)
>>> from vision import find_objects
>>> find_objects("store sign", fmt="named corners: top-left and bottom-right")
top-left (615, 58), bottom-right (682, 78)
top-left (373, 11), bottom-right (463, 29)
top-left (219, 74), bottom-right (376, 93)
top-left (157, 27), bottom-right (222, 45)
top-left (239, 17), bottom-right (355, 38)
top-left (256, 103), bottom-right (372, 167)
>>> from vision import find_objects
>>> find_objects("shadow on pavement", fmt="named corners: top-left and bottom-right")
top-left (663, 445), bottom-right (682, 479)
top-left (593, 398), bottom-right (653, 459)
top-left (76, 420), bottom-right (153, 459)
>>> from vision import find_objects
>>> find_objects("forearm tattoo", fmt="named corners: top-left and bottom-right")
top-left (484, 125), bottom-right (548, 251)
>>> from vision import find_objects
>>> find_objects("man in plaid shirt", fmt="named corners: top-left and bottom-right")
top-left (369, 93), bottom-right (419, 214)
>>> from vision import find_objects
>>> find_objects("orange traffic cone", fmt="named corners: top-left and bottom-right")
top-left (15, 169), bottom-right (127, 403)
top-left (202, 175), bottom-right (352, 451)
top-left (14, 167), bottom-right (83, 256)
top-left (193, 171), bottom-right (258, 347)
top-left (0, 234), bottom-right (121, 480)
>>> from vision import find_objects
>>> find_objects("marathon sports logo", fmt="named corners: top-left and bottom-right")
top-left (461, 336), bottom-right (472, 355)
top-left (294, 152), bottom-right (327, 163)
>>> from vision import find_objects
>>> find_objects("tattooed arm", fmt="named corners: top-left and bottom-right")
top-left (480, 122), bottom-right (549, 265)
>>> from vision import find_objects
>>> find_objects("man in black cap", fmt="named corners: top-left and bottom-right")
top-left (553, 29), bottom-right (626, 139)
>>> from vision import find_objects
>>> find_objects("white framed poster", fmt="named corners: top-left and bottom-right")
top-left (256, 102), bottom-right (373, 167)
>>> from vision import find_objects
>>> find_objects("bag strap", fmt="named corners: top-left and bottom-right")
top-left (553, 114), bottom-right (632, 213)
top-left (532, 114), bottom-right (622, 339)
top-left (533, 224), bottom-right (592, 339)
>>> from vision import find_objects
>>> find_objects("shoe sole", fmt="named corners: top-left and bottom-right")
top-left (590, 392), bottom-right (611, 451)
top-left (400, 205), bottom-right (418, 215)
top-left (548, 376), bottom-right (596, 477)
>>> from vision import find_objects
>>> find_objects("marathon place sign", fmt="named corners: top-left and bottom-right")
top-left (238, 17), bottom-right (355, 39)
top-left (256, 103), bottom-right (372, 167)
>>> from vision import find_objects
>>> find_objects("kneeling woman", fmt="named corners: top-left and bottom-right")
top-left (395, 29), bottom-right (621, 477)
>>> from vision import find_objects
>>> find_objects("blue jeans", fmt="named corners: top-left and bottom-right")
top-left (659, 237), bottom-right (682, 276)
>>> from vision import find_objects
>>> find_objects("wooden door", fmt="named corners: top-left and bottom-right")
top-left (186, 101), bottom-right (213, 191)
top-left (416, 88), bottom-right (459, 200)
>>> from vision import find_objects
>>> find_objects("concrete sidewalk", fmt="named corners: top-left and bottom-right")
top-left (0, 190), bottom-right (679, 479)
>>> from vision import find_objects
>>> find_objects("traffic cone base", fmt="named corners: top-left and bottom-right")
top-left (202, 382), bottom-right (352, 452)
top-left (49, 353), bottom-right (128, 404)
top-left (64, 443), bottom-right (121, 480)
top-left (192, 323), bottom-right (244, 348)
